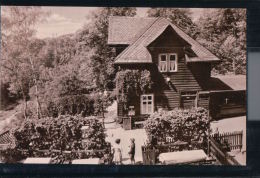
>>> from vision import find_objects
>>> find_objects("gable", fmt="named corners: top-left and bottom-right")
top-left (148, 25), bottom-right (191, 48)
top-left (108, 17), bottom-right (220, 64)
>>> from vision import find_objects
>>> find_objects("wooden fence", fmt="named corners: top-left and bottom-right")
top-left (211, 131), bottom-right (243, 151)
top-left (209, 131), bottom-right (243, 165)
top-left (0, 131), bottom-right (15, 150)
top-left (209, 137), bottom-right (241, 165)
top-left (141, 140), bottom-right (204, 165)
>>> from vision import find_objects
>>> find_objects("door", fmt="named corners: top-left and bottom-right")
top-left (140, 94), bottom-right (154, 115)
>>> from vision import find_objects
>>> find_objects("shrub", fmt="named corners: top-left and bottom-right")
top-left (1, 115), bottom-right (110, 163)
top-left (144, 107), bottom-right (210, 150)
top-left (44, 91), bottom-right (115, 118)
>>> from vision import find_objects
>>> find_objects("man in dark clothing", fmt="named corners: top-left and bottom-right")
top-left (128, 138), bottom-right (135, 164)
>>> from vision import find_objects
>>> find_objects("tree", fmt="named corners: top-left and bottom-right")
top-left (82, 7), bottom-right (137, 91)
top-left (147, 8), bottom-right (200, 39)
top-left (0, 7), bottom-right (47, 117)
top-left (197, 9), bottom-right (246, 75)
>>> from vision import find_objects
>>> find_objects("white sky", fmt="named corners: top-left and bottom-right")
top-left (34, 7), bottom-right (203, 39)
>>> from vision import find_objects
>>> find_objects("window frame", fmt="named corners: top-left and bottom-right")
top-left (158, 53), bottom-right (178, 72)
top-left (168, 53), bottom-right (178, 72)
top-left (140, 94), bottom-right (154, 115)
top-left (158, 53), bottom-right (168, 72)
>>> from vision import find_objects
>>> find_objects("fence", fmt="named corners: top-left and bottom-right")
top-left (0, 131), bottom-right (15, 150)
top-left (209, 137), bottom-right (241, 165)
top-left (141, 140), bottom-right (204, 165)
top-left (209, 131), bottom-right (243, 165)
top-left (211, 131), bottom-right (243, 151)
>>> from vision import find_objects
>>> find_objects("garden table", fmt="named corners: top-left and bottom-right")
top-left (158, 149), bottom-right (208, 165)
top-left (23, 157), bottom-right (52, 164)
top-left (72, 158), bottom-right (100, 164)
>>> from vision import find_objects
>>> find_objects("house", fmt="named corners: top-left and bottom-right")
top-left (108, 16), bottom-right (246, 120)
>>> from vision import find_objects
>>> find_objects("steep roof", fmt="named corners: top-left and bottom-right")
top-left (108, 16), bottom-right (220, 64)
top-left (108, 16), bottom-right (157, 45)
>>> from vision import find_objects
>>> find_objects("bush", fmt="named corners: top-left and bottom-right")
top-left (46, 95), bottom-right (95, 117)
top-left (1, 115), bottom-right (110, 163)
top-left (144, 107), bottom-right (210, 150)
top-left (44, 91), bottom-right (115, 118)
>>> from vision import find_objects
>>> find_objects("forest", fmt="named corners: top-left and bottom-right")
top-left (0, 7), bottom-right (246, 125)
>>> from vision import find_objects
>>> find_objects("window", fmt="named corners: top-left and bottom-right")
top-left (141, 94), bottom-right (154, 114)
top-left (158, 53), bottom-right (178, 72)
top-left (158, 54), bottom-right (167, 72)
top-left (169, 54), bottom-right (177, 72)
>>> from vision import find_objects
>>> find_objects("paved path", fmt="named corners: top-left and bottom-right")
top-left (105, 122), bottom-right (147, 164)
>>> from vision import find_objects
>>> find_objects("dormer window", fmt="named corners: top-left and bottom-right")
top-left (169, 54), bottom-right (177, 72)
top-left (158, 53), bottom-right (178, 72)
top-left (159, 54), bottom-right (167, 72)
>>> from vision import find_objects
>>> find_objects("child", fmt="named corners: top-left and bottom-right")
top-left (128, 138), bottom-right (135, 164)
top-left (112, 138), bottom-right (122, 165)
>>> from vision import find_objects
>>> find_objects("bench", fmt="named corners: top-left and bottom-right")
top-left (134, 121), bottom-right (145, 128)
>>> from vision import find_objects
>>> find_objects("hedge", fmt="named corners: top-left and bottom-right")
top-left (144, 107), bottom-right (210, 150)
top-left (1, 115), bottom-right (111, 163)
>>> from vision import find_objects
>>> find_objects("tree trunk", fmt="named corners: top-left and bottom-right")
top-left (35, 82), bottom-right (41, 119)
top-left (23, 92), bottom-right (28, 119)
top-left (233, 58), bottom-right (236, 75)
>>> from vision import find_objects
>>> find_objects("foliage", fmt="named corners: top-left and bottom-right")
top-left (40, 35), bottom-right (76, 68)
top-left (1, 115), bottom-right (110, 163)
top-left (147, 8), bottom-right (200, 39)
top-left (83, 7), bottom-right (137, 90)
top-left (115, 69), bottom-right (153, 105)
top-left (0, 7), bottom-right (48, 117)
top-left (45, 95), bottom-right (94, 118)
top-left (197, 8), bottom-right (246, 75)
top-left (144, 107), bottom-right (209, 150)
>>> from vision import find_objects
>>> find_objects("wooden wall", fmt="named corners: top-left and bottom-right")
top-left (148, 26), bottom-right (202, 111)
top-left (209, 90), bottom-right (246, 119)
top-left (115, 26), bottom-right (213, 117)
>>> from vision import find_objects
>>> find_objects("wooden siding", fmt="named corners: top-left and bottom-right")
top-left (149, 26), bottom-right (202, 93)
top-left (198, 92), bottom-right (210, 110)
top-left (188, 63), bottom-right (212, 90)
top-left (117, 101), bottom-right (124, 117)
top-left (116, 26), bottom-right (212, 116)
top-left (156, 90), bottom-right (180, 110)
top-left (209, 90), bottom-right (246, 119)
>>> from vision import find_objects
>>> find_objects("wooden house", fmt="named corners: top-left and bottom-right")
top-left (108, 16), bottom-right (246, 121)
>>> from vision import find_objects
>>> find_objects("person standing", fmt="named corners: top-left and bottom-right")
top-left (112, 138), bottom-right (122, 165)
top-left (128, 138), bottom-right (135, 164)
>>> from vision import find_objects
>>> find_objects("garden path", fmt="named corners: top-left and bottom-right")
top-left (105, 125), bottom-right (147, 164)
top-left (104, 101), bottom-right (148, 164)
